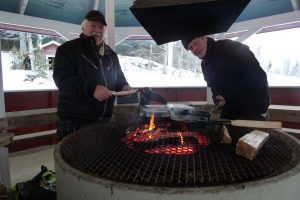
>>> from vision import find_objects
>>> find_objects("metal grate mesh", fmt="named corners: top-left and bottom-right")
top-left (60, 117), bottom-right (298, 187)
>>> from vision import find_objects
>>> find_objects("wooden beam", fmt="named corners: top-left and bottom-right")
top-left (291, 0), bottom-right (300, 11)
top-left (18, 0), bottom-right (29, 15)
top-left (105, 0), bottom-right (115, 49)
top-left (236, 27), bottom-right (261, 42)
top-left (268, 105), bottom-right (300, 123)
top-left (5, 108), bottom-right (57, 130)
top-left (93, 0), bottom-right (100, 10)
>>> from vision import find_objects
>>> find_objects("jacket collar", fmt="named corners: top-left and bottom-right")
top-left (203, 37), bottom-right (216, 60)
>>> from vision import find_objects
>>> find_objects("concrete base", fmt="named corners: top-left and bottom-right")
top-left (55, 157), bottom-right (300, 200)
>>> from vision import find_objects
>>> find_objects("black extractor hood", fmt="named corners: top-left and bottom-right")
top-left (130, 0), bottom-right (250, 45)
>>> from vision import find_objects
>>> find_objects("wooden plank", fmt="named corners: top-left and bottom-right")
top-left (280, 128), bottom-right (300, 134)
top-left (6, 108), bottom-right (57, 130)
top-left (5, 108), bottom-right (57, 117)
top-left (13, 129), bottom-right (56, 141)
top-left (230, 120), bottom-right (282, 129)
top-left (268, 105), bottom-right (300, 123)
top-left (236, 130), bottom-right (270, 160)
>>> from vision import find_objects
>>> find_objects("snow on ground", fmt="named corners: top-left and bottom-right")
top-left (1, 52), bottom-right (300, 91)
top-left (1, 52), bottom-right (56, 91)
top-left (119, 55), bottom-right (206, 87)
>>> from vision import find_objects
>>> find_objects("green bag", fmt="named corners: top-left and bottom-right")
top-left (11, 165), bottom-right (56, 200)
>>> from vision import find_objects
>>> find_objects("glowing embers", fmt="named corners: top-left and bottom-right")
top-left (126, 112), bottom-right (211, 155)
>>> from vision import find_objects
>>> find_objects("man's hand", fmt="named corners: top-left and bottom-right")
top-left (215, 95), bottom-right (226, 106)
top-left (121, 85), bottom-right (132, 91)
top-left (93, 85), bottom-right (112, 101)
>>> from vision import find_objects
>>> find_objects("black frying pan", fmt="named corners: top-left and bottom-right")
top-left (169, 110), bottom-right (225, 142)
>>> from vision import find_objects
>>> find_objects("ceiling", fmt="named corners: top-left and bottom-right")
top-left (0, 0), bottom-right (299, 27)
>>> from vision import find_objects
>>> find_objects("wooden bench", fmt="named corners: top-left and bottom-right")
top-left (0, 108), bottom-right (56, 190)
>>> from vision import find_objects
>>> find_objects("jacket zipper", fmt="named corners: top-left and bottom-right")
top-left (91, 40), bottom-right (108, 119)
top-left (81, 54), bottom-right (98, 69)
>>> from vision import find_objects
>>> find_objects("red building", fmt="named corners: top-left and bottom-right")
top-left (39, 40), bottom-right (61, 66)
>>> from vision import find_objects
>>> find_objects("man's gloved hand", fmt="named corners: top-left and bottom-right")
top-left (93, 85), bottom-right (112, 101)
top-left (215, 95), bottom-right (226, 106)
top-left (121, 85), bottom-right (132, 91)
top-left (204, 123), bottom-right (223, 142)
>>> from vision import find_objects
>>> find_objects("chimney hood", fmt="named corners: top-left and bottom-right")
top-left (130, 0), bottom-right (250, 45)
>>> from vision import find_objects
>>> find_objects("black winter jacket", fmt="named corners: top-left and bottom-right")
top-left (53, 34), bottom-right (128, 122)
top-left (202, 38), bottom-right (270, 118)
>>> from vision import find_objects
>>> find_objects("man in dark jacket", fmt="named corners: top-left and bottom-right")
top-left (53, 10), bottom-right (132, 139)
top-left (181, 36), bottom-right (270, 121)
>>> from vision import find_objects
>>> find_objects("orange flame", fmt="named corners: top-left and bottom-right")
top-left (178, 132), bottom-right (184, 144)
top-left (148, 112), bottom-right (155, 131)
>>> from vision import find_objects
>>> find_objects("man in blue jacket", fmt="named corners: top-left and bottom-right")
top-left (182, 36), bottom-right (270, 121)
top-left (53, 10), bottom-right (132, 139)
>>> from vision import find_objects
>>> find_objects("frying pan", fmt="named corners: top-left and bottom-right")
top-left (170, 109), bottom-right (282, 142)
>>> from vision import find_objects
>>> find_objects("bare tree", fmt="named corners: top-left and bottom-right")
top-left (19, 33), bottom-right (26, 52)
top-left (37, 34), bottom-right (43, 47)
top-left (163, 44), bottom-right (168, 74)
top-left (26, 33), bottom-right (34, 70)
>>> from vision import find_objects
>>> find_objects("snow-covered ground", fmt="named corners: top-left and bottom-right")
top-left (1, 52), bottom-right (300, 91)
top-left (119, 55), bottom-right (206, 87)
top-left (1, 52), bottom-right (56, 91)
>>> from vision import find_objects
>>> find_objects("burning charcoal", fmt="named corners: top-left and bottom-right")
top-left (236, 130), bottom-right (270, 160)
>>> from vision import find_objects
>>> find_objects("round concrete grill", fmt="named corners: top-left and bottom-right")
top-left (55, 114), bottom-right (300, 200)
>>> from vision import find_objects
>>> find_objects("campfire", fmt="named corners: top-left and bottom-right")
top-left (125, 112), bottom-right (211, 155)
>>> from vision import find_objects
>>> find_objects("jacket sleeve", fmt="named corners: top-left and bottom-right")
top-left (221, 42), bottom-right (270, 113)
top-left (53, 45), bottom-right (97, 97)
top-left (201, 61), bottom-right (218, 104)
top-left (114, 54), bottom-right (129, 91)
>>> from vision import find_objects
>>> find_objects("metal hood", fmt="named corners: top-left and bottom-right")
top-left (130, 0), bottom-right (250, 45)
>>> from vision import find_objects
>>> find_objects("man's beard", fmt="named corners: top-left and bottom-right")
top-left (92, 32), bottom-right (102, 37)
top-left (92, 32), bottom-right (103, 45)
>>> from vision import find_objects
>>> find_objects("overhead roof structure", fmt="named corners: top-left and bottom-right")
top-left (130, 0), bottom-right (251, 45)
top-left (0, 0), bottom-right (299, 26)
top-left (0, 0), bottom-right (299, 43)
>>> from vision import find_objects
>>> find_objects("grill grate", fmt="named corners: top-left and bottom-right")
top-left (60, 117), bottom-right (297, 187)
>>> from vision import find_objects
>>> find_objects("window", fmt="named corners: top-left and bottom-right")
top-left (116, 28), bottom-right (300, 87)
top-left (0, 29), bottom-right (66, 91)
top-left (115, 39), bottom-right (206, 87)
top-left (243, 27), bottom-right (300, 86)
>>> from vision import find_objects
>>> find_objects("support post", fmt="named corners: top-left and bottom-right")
top-left (105, 0), bottom-right (115, 50)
